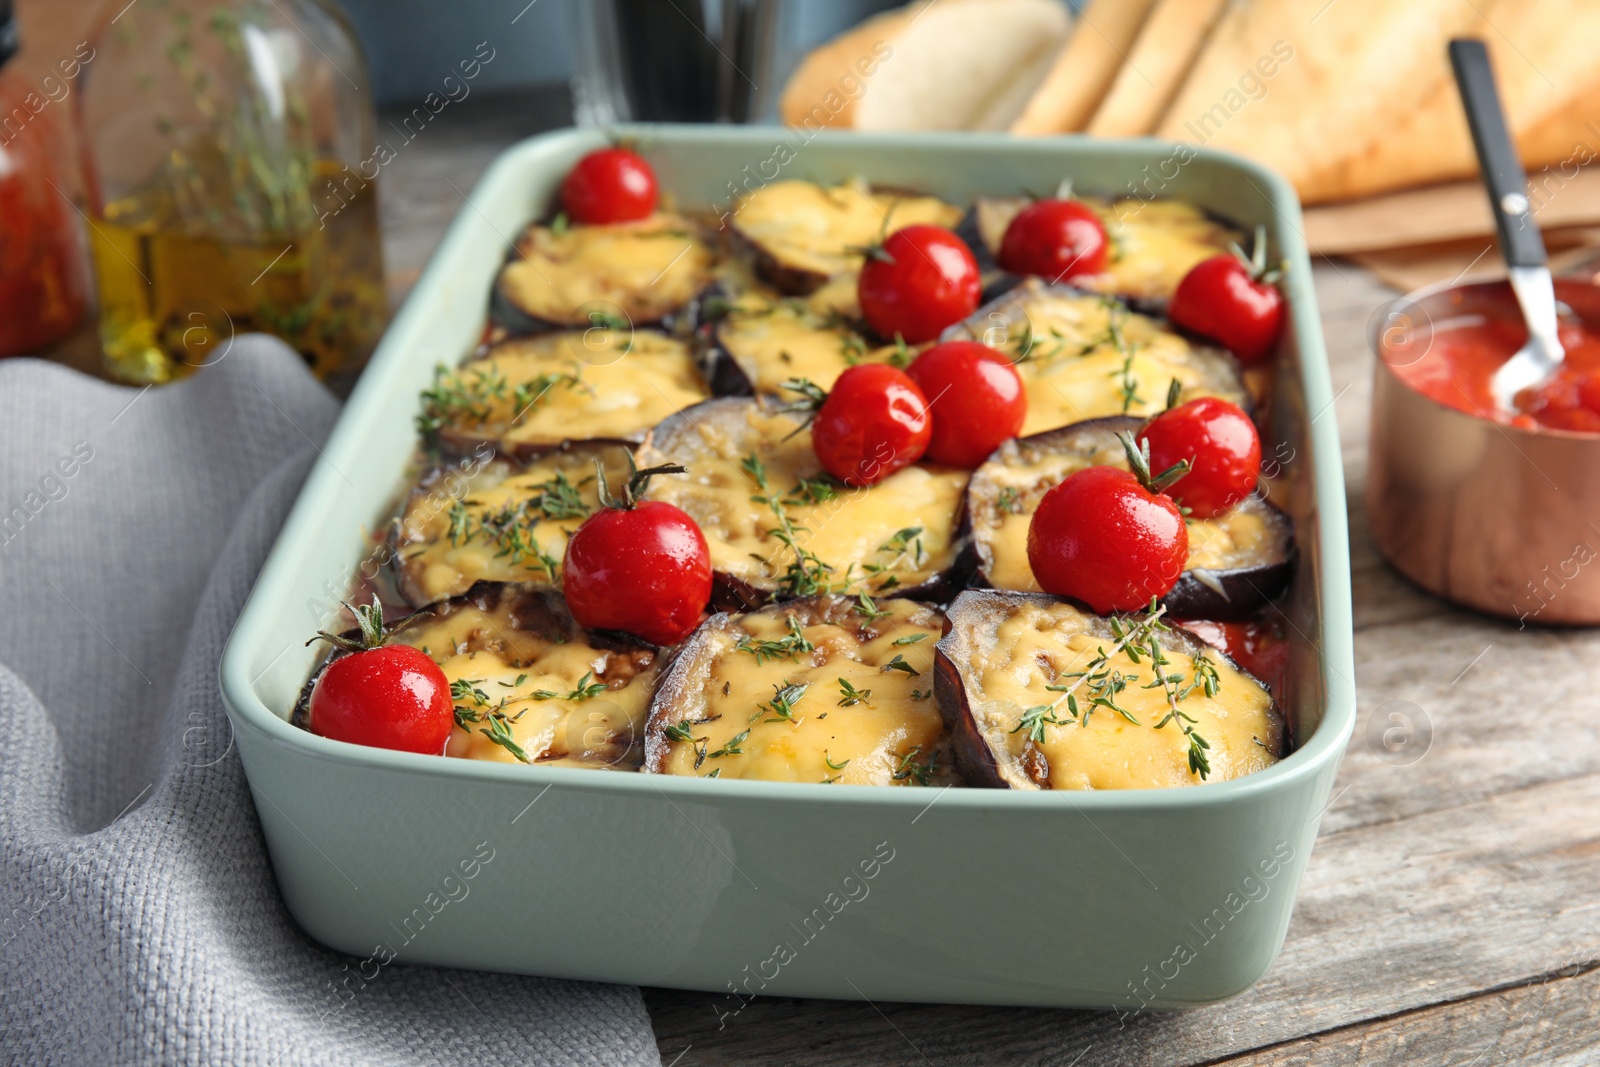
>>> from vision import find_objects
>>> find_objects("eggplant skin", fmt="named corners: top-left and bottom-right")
top-left (491, 214), bottom-right (715, 334)
top-left (958, 415), bottom-right (1294, 620)
top-left (934, 590), bottom-right (1285, 791)
top-left (642, 595), bottom-right (953, 784)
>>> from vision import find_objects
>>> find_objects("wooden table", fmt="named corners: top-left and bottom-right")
top-left (62, 91), bottom-right (1600, 1065)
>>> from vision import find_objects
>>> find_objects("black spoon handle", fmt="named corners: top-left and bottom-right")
top-left (1449, 38), bottom-right (1546, 269)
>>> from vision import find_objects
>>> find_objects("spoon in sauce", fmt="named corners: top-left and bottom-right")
top-left (1448, 38), bottom-right (1565, 414)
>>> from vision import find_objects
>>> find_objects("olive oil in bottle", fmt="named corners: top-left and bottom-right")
top-left (79, 0), bottom-right (386, 388)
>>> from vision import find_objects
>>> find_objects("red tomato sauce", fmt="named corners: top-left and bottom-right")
top-left (1388, 313), bottom-right (1600, 432)
top-left (1175, 618), bottom-right (1289, 698)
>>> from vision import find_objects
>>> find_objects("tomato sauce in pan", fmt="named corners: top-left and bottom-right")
top-left (1388, 311), bottom-right (1600, 432)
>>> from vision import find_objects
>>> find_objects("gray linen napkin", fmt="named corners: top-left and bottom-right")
top-left (0, 340), bottom-right (661, 1066)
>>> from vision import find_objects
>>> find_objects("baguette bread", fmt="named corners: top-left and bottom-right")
top-left (1009, 0), bottom-right (1161, 135)
top-left (1156, 0), bottom-right (1600, 204)
top-left (1084, 0), bottom-right (1230, 137)
top-left (779, 0), bottom-right (1071, 132)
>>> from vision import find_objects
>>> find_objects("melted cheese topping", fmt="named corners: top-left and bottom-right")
top-left (655, 598), bottom-right (948, 784)
top-left (974, 197), bottom-right (1239, 303)
top-left (499, 213), bottom-right (713, 326)
top-left (955, 599), bottom-right (1278, 789)
top-left (640, 402), bottom-right (966, 595)
top-left (979, 290), bottom-right (1247, 434)
top-left (716, 290), bottom-right (920, 393)
top-left (390, 594), bottom-right (659, 770)
top-left (394, 445), bottom-right (632, 606)
top-left (735, 180), bottom-right (963, 281)
top-left (440, 331), bottom-right (708, 448)
top-left (971, 430), bottom-right (1280, 591)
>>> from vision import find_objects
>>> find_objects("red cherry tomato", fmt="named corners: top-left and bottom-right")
top-left (997, 198), bottom-right (1109, 282)
top-left (906, 340), bottom-right (1026, 468)
top-left (560, 147), bottom-right (659, 225)
top-left (564, 499), bottom-right (712, 646)
top-left (1027, 466), bottom-right (1188, 615)
top-left (1137, 398), bottom-right (1261, 519)
top-left (1169, 254), bottom-right (1285, 365)
top-left (857, 225), bottom-right (981, 344)
top-left (309, 645), bottom-right (454, 755)
top-left (811, 363), bottom-right (932, 487)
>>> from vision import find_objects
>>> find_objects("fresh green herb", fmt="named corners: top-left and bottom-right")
top-left (709, 728), bottom-right (751, 758)
top-left (417, 363), bottom-right (503, 438)
top-left (450, 677), bottom-right (490, 708)
top-left (587, 309), bottom-right (630, 331)
top-left (663, 721), bottom-right (699, 743)
top-left (531, 671), bottom-right (607, 702)
top-left (850, 594), bottom-right (888, 623)
top-left (1179, 651), bottom-right (1222, 702)
top-left (824, 752), bottom-right (851, 771)
top-left (497, 674), bottom-right (530, 688)
top-left (996, 486), bottom-right (1024, 515)
top-left (743, 452), bottom-right (835, 597)
top-left (836, 678), bottom-right (872, 707)
top-left (785, 475), bottom-right (842, 506)
top-left (891, 746), bottom-right (937, 785)
top-left (1104, 305), bottom-right (1143, 413)
top-left (1012, 703), bottom-right (1072, 744)
top-left (706, 767), bottom-right (722, 778)
top-left (445, 499), bottom-right (476, 546)
top-left (735, 615), bottom-right (815, 665)
top-left (480, 709), bottom-right (530, 763)
top-left (530, 471), bottom-right (591, 520)
top-left (760, 681), bottom-right (810, 724)
top-left (893, 633), bottom-right (929, 646)
top-left (509, 367), bottom-right (587, 423)
top-left (910, 688), bottom-right (933, 701)
top-left (550, 211), bottom-right (569, 235)
top-left (882, 654), bottom-right (919, 677)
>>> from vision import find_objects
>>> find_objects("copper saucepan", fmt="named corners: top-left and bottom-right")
top-left (1367, 275), bottom-right (1600, 626)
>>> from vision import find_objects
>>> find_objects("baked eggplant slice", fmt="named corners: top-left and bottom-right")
top-left (299, 584), bottom-right (660, 770)
top-left (966, 196), bottom-right (1242, 306)
top-left (635, 398), bottom-right (968, 607)
top-left (702, 287), bottom-right (919, 396)
top-left (730, 179), bottom-right (964, 294)
top-left (962, 416), bottom-right (1292, 619)
top-left (391, 441), bottom-right (634, 608)
top-left (493, 213), bottom-right (714, 332)
top-left (419, 329), bottom-right (709, 460)
top-left (934, 590), bottom-right (1284, 790)
top-left (944, 280), bottom-right (1249, 434)
top-left (644, 595), bottom-right (954, 785)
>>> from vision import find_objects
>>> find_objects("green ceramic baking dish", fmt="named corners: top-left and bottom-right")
top-left (219, 126), bottom-right (1354, 1010)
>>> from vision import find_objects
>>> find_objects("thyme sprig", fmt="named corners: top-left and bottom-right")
top-left (735, 615), bottom-right (815, 665)
top-left (891, 746), bottom-right (938, 785)
top-left (760, 681), bottom-right (810, 724)
top-left (742, 452), bottom-right (835, 597)
top-left (306, 596), bottom-right (431, 653)
top-left (531, 671), bottom-right (608, 702)
top-left (836, 678), bottom-right (873, 707)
